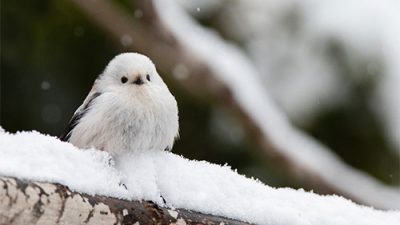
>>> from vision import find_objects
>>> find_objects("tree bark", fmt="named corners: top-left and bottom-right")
top-left (0, 176), bottom-right (251, 225)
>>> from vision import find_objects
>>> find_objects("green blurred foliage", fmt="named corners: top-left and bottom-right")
top-left (305, 41), bottom-right (399, 185)
top-left (1, 0), bottom-right (118, 134)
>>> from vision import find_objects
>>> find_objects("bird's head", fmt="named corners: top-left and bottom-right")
top-left (97, 53), bottom-right (168, 95)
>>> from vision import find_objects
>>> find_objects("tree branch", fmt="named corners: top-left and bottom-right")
top-left (0, 176), bottom-right (251, 225)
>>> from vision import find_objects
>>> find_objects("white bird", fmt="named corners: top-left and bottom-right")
top-left (60, 53), bottom-right (179, 157)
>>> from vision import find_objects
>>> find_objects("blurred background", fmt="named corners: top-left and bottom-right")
top-left (1, 0), bottom-right (399, 208)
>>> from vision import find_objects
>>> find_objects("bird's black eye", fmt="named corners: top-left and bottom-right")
top-left (146, 74), bottom-right (151, 81)
top-left (121, 76), bottom-right (128, 83)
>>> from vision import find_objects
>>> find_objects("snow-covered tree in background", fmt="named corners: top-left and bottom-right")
top-left (215, 0), bottom-right (400, 154)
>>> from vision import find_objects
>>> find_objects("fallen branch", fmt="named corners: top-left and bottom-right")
top-left (68, 0), bottom-right (400, 209)
top-left (0, 176), bottom-right (250, 225)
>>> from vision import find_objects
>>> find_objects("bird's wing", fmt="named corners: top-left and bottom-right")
top-left (59, 81), bottom-right (102, 142)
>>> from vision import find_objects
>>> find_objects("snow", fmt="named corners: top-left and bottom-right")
top-left (0, 130), bottom-right (128, 198)
top-left (0, 129), bottom-right (399, 225)
top-left (153, 0), bottom-right (400, 210)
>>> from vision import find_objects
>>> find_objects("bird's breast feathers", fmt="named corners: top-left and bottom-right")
top-left (69, 89), bottom-right (178, 156)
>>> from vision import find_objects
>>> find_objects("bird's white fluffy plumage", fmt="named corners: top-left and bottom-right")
top-left (62, 53), bottom-right (179, 156)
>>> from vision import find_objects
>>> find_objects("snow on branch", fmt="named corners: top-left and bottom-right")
top-left (67, 0), bottom-right (400, 210)
top-left (1, 129), bottom-right (399, 225)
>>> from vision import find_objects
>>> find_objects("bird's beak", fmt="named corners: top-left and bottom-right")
top-left (132, 77), bottom-right (144, 85)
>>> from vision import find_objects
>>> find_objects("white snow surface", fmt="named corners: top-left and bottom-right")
top-left (0, 129), bottom-right (399, 225)
top-left (0, 130), bottom-right (128, 198)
